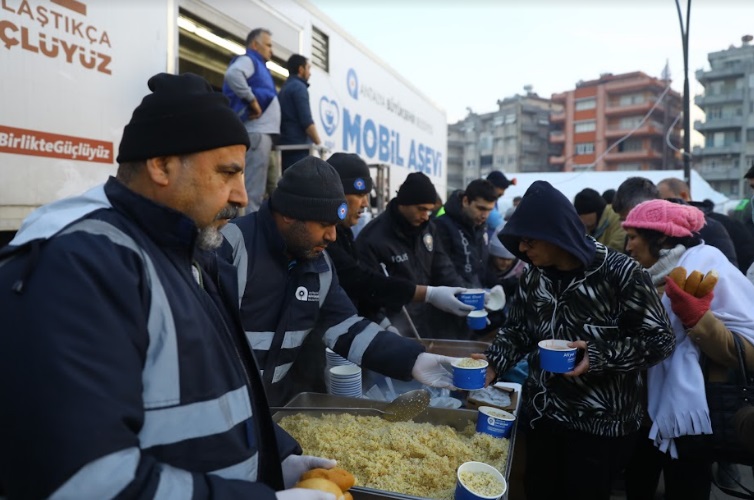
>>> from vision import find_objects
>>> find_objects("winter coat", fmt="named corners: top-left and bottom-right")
top-left (0, 179), bottom-right (296, 499)
top-left (486, 181), bottom-right (675, 437)
top-left (219, 202), bottom-right (424, 405)
top-left (356, 199), bottom-right (465, 339)
top-left (434, 190), bottom-right (489, 288)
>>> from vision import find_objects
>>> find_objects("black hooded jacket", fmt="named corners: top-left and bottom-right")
top-left (487, 181), bottom-right (674, 437)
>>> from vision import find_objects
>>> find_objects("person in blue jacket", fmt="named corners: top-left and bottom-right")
top-left (278, 54), bottom-right (321, 171)
top-left (223, 28), bottom-right (280, 212)
top-left (219, 156), bottom-right (462, 406)
top-left (0, 73), bottom-right (335, 500)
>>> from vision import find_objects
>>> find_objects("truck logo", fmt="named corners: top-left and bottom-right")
top-left (346, 68), bottom-right (358, 99)
top-left (319, 96), bottom-right (339, 136)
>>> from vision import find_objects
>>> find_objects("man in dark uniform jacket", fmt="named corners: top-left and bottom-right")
top-left (356, 172), bottom-right (467, 339)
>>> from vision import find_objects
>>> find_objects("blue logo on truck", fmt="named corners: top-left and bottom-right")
top-left (319, 96), bottom-right (340, 136)
top-left (347, 68), bottom-right (358, 99)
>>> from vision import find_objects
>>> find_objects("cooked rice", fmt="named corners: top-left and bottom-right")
top-left (279, 413), bottom-right (509, 500)
top-left (460, 471), bottom-right (504, 497)
top-left (456, 358), bottom-right (487, 368)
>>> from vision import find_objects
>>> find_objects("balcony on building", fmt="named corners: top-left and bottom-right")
top-left (550, 111), bottom-right (565, 123)
top-left (696, 62), bottom-right (746, 82)
top-left (603, 149), bottom-right (662, 162)
top-left (697, 163), bottom-right (742, 181)
top-left (604, 122), bottom-right (663, 138)
top-left (694, 89), bottom-right (745, 107)
top-left (521, 122), bottom-right (541, 133)
top-left (694, 116), bottom-right (744, 132)
top-left (604, 99), bottom-right (665, 116)
top-left (549, 155), bottom-right (566, 165)
top-left (549, 130), bottom-right (565, 143)
top-left (693, 143), bottom-right (742, 156)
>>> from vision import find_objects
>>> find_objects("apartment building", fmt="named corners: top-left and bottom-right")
top-left (446, 89), bottom-right (557, 194)
top-left (549, 71), bottom-right (683, 172)
top-left (693, 35), bottom-right (754, 197)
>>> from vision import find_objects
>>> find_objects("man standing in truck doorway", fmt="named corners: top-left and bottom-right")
top-left (223, 28), bottom-right (280, 212)
top-left (279, 54), bottom-right (321, 171)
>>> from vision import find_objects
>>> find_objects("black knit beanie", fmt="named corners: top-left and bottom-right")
top-left (574, 187), bottom-right (607, 215)
top-left (396, 172), bottom-right (437, 205)
top-left (270, 156), bottom-right (348, 223)
top-left (117, 73), bottom-right (250, 163)
top-left (487, 170), bottom-right (513, 190)
top-left (326, 153), bottom-right (373, 194)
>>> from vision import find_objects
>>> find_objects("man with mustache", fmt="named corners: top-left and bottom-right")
top-left (0, 73), bottom-right (335, 500)
top-left (219, 156), bottom-right (462, 406)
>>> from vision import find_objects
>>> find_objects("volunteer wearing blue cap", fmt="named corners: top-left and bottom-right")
top-left (0, 73), bottom-right (332, 500)
top-left (219, 156), bottom-right (465, 407)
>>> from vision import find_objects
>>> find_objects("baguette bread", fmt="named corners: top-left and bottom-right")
top-left (684, 270), bottom-right (704, 296)
top-left (694, 270), bottom-right (719, 297)
top-left (667, 266), bottom-right (687, 289)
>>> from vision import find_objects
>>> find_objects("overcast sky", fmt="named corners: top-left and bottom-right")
top-left (309, 0), bottom-right (754, 134)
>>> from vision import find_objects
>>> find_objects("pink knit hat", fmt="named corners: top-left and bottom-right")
top-left (622, 199), bottom-right (706, 237)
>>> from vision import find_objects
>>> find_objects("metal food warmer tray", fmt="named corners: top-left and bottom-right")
top-left (273, 392), bottom-right (517, 500)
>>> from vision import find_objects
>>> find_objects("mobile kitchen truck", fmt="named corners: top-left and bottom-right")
top-left (0, 0), bottom-right (447, 242)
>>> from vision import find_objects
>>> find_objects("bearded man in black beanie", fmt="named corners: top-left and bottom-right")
top-left (219, 157), bottom-right (466, 406)
top-left (0, 73), bottom-right (330, 500)
top-left (355, 172), bottom-right (468, 339)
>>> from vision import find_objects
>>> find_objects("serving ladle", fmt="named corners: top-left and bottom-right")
top-left (272, 389), bottom-right (431, 422)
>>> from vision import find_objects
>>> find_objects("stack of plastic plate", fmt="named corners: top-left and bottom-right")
top-left (328, 364), bottom-right (362, 398)
top-left (325, 347), bottom-right (355, 392)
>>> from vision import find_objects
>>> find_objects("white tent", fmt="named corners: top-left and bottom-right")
top-left (497, 169), bottom-right (730, 213)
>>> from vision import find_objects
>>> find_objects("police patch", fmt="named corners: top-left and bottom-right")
top-left (354, 178), bottom-right (366, 191)
top-left (423, 233), bottom-right (434, 252)
top-left (337, 202), bottom-right (348, 220)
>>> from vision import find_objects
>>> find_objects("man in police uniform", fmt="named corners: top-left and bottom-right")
top-left (356, 172), bottom-right (467, 339)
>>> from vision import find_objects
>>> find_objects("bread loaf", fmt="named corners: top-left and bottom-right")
top-left (684, 270), bottom-right (703, 296)
top-left (294, 478), bottom-right (344, 500)
top-left (301, 468), bottom-right (356, 493)
top-left (668, 267), bottom-right (687, 289)
top-left (694, 270), bottom-right (718, 297)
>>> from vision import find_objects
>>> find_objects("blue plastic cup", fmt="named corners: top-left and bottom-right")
top-left (452, 358), bottom-right (488, 390)
top-left (466, 310), bottom-right (489, 330)
top-left (455, 461), bottom-right (507, 500)
top-left (459, 289), bottom-right (485, 310)
top-left (538, 339), bottom-right (577, 373)
top-left (476, 406), bottom-right (515, 439)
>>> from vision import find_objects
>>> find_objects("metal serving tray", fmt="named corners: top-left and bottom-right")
top-left (274, 392), bottom-right (515, 500)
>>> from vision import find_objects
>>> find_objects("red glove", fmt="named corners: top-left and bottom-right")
top-left (664, 276), bottom-right (713, 327)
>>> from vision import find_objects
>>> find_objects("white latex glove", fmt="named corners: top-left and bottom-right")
top-left (411, 352), bottom-right (460, 389)
top-left (425, 286), bottom-right (474, 316)
top-left (281, 454), bottom-right (337, 489)
top-left (484, 285), bottom-right (506, 312)
top-left (276, 489), bottom-right (337, 500)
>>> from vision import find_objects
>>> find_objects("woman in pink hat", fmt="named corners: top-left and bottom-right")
top-left (621, 199), bottom-right (754, 500)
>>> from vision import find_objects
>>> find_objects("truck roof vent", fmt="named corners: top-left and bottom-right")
top-left (311, 26), bottom-right (329, 72)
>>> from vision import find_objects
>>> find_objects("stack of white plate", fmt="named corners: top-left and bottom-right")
top-left (324, 348), bottom-right (356, 393)
top-left (328, 364), bottom-right (362, 398)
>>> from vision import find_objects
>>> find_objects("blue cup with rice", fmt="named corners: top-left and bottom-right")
top-left (476, 406), bottom-right (515, 439)
top-left (455, 461), bottom-right (507, 500)
top-left (452, 358), bottom-right (488, 390)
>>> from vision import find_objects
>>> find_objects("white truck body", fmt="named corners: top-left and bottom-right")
top-left (0, 0), bottom-right (447, 234)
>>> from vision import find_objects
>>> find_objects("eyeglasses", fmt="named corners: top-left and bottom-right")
top-left (520, 238), bottom-right (536, 249)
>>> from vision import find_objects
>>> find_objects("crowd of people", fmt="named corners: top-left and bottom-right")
top-left (1, 25), bottom-right (754, 499)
